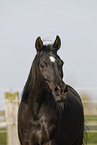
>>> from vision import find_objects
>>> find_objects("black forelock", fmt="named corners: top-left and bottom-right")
top-left (37, 44), bottom-right (57, 54)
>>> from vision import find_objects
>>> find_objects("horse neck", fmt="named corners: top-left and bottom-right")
top-left (22, 74), bottom-right (56, 117)
top-left (27, 78), bottom-right (51, 114)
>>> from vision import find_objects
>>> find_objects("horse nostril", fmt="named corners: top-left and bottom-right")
top-left (63, 85), bottom-right (67, 93)
top-left (54, 87), bottom-right (59, 92)
top-left (54, 87), bottom-right (60, 93)
top-left (54, 85), bottom-right (67, 94)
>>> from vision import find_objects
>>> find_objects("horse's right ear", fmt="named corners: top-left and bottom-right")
top-left (35, 37), bottom-right (43, 51)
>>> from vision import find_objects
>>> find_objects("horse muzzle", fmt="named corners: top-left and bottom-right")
top-left (54, 83), bottom-right (66, 95)
top-left (48, 81), bottom-right (67, 101)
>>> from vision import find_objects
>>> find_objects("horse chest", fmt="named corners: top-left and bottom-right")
top-left (23, 116), bottom-right (53, 144)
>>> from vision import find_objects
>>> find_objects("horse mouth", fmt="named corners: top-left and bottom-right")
top-left (55, 94), bottom-right (67, 102)
top-left (52, 91), bottom-right (67, 102)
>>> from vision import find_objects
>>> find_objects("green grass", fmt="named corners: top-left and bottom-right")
top-left (86, 132), bottom-right (97, 144)
top-left (84, 115), bottom-right (97, 144)
top-left (85, 115), bottom-right (97, 122)
top-left (0, 128), bottom-right (7, 145)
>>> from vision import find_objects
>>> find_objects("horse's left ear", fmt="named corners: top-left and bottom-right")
top-left (53, 35), bottom-right (61, 51)
top-left (35, 37), bottom-right (43, 51)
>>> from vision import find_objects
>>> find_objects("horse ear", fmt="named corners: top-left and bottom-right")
top-left (35, 37), bottom-right (43, 51)
top-left (53, 35), bottom-right (61, 51)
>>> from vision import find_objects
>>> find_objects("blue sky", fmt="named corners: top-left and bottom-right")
top-left (0, 0), bottom-right (97, 92)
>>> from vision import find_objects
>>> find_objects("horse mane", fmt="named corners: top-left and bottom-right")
top-left (21, 55), bottom-right (38, 102)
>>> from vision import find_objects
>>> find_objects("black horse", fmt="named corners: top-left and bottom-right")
top-left (18, 36), bottom-right (84, 145)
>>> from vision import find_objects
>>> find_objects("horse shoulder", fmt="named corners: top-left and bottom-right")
top-left (66, 84), bottom-right (82, 104)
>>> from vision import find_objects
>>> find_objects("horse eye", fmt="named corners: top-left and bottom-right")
top-left (40, 63), bottom-right (45, 68)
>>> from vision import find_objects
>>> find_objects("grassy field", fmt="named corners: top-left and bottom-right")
top-left (86, 132), bottom-right (97, 144)
top-left (84, 115), bottom-right (97, 144)
top-left (85, 115), bottom-right (97, 122)
top-left (0, 128), bottom-right (7, 145)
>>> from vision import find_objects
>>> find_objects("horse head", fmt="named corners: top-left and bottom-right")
top-left (35, 35), bottom-right (67, 101)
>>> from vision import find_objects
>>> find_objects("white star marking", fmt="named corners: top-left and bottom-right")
top-left (49, 56), bottom-right (56, 63)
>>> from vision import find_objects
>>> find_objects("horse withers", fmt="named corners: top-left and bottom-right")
top-left (18, 36), bottom-right (84, 145)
